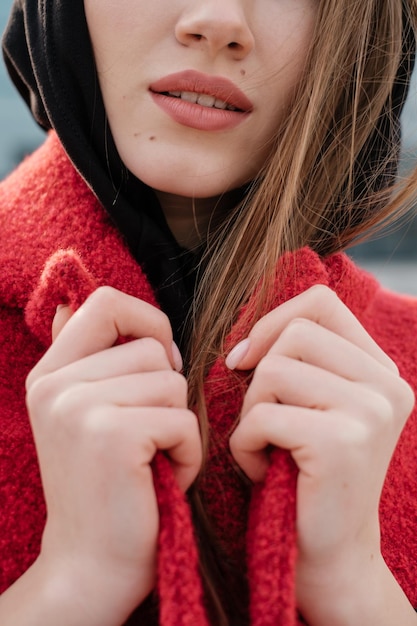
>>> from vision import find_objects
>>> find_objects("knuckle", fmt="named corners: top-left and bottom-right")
top-left (26, 371), bottom-right (62, 419)
top-left (363, 391), bottom-right (394, 427)
top-left (349, 387), bottom-right (401, 440)
top-left (366, 374), bottom-right (415, 431)
top-left (139, 336), bottom-right (169, 361)
top-left (157, 370), bottom-right (188, 405)
top-left (229, 420), bottom-right (247, 455)
top-left (153, 308), bottom-right (171, 331)
top-left (252, 355), bottom-right (284, 390)
top-left (231, 403), bottom-right (270, 456)
top-left (307, 284), bottom-right (335, 304)
top-left (50, 384), bottom-right (92, 424)
top-left (330, 415), bottom-right (370, 451)
top-left (172, 372), bottom-right (188, 400)
top-left (26, 375), bottom-right (94, 442)
top-left (402, 380), bottom-right (415, 416)
top-left (25, 365), bottom-right (40, 393)
top-left (254, 354), bottom-right (296, 393)
top-left (254, 354), bottom-right (276, 378)
top-left (391, 375), bottom-right (415, 423)
top-left (386, 357), bottom-right (400, 376)
top-left (229, 428), bottom-right (240, 456)
top-left (137, 303), bottom-right (172, 340)
top-left (281, 316), bottom-right (313, 344)
top-left (85, 288), bottom-right (172, 338)
top-left (175, 408), bottom-right (199, 433)
top-left (86, 285), bottom-right (119, 309)
top-left (244, 402), bottom-right (270, 430)
top-left (307, 284), bottom-right (340, 318)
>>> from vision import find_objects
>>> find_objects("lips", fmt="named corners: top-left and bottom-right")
top-left (149, 70), bottom-right (253, 131)
top-left (162, 91), bottom-right (239, 112)
top-left (150, 70), bottom-right (253, 112)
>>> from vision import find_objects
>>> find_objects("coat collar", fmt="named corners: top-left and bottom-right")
top-left (0, 132), bottom-right (159, 345)
top-left (0, 131), bottom-right (380, 349)
top-left (1, 131), bottom-right (402, 626)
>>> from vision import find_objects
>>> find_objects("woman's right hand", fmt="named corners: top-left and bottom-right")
top-left (24, 287), bottom-right (202, 625)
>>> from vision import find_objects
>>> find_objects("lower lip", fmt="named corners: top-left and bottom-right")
top-left (150, 92), bottom-right (250, 131)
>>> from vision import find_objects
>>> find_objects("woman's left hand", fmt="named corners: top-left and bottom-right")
top-left (228, 285), bottom-right (416, 624)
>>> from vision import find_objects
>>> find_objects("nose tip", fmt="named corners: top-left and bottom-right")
top-left (175, 7), bottom-right (255, 59)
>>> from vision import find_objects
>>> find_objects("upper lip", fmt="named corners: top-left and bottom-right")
top-left (149, 70), bottom-right (253, 113)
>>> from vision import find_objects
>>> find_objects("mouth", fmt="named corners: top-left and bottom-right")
top-left (149, 70), bottom-right (253, 114)
top-left (159, 90), bottom-right (242, 112)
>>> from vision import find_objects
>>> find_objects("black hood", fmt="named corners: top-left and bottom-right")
top-left (1, 0), bottom-right (416, 283)
top-left (2, 0), bottom-right (170, 241)
top-left (2, 0), bottom-right (196, 337)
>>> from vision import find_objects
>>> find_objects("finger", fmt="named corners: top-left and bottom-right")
top-left (265, 318), bottom-right (400, 388)
top-left (230, 403), bottom-right (374, 483)
top-left (54, 338), bottom-right (173, 384)
top-left (240, 355), bottom-right (393, 421)
top-left (226, 285), bottom-right (397, 372)
top-left (52, 304), bottom-right (73, 341)
top-left (136, 407), bottom-right (202, 492)
top-left (230, 404), bottom-right (319, 482)
top-left (53, 371), bottom-right (188, 412)
top-left (28, 287), bottom-right (179, 385)
top-left (87, 406), bottom-right (202, 492)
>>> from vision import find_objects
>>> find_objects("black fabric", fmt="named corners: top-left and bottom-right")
top-left (1, 0), bottom-right (416, 335)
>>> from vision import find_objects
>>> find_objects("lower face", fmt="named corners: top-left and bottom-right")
top-left (84, 0), bottom-right (316, 201)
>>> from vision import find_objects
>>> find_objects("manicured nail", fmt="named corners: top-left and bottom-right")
top-left (55, 303), bottom-right (68, 313)
top-left (225, 338), bottom-right (250, 370)
top-left (172, 341), bottom-right (183, 372)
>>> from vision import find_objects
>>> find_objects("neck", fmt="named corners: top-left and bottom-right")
top-left (155, 190), bottom-right (243, 249)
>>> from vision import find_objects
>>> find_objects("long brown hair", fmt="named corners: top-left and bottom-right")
top-left (186, 1), bottom-right (417, 623)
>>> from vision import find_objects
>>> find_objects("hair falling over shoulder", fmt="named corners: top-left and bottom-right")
top-left (186, 1), bottom-right (417, 623)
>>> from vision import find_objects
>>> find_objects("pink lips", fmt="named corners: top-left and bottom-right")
top-left (149, 70), bottom-right (253, 131)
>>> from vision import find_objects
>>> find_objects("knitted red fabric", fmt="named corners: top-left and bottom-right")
top-left (247, 451), bottom-right (298, 626)
top-left (153, 454), bottom-right (210, 626)
top-left (1, 133), bottom-right (417, 624)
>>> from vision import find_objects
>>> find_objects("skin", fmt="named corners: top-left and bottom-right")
top-left (0, 0), bottom-right (416, 625)
top-left (228, 285), bottom-right (416, 624)
top-left (84, 0), bottom-right (316, 247)
top-left (2, 290), bottom-right (202, 625)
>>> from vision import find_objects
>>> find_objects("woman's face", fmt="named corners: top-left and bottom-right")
top-left (84, 0), bottom-right (316, 200)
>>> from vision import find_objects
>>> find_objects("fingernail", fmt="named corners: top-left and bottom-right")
top-left (225, 338), bottom-right (250, 370)
top-left (56, 303), bottom-right (68, 313)
top-left (172, 341), bottom-right (183, 372)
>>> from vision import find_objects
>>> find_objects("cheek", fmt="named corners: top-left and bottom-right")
top-left (261, 3), bottom-right (315, 70)
top-left (260, 14), bottom-right (314, 109)
top-left (85, 1), bottom-right (150, 75)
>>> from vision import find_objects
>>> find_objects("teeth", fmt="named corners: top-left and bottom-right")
top-left (181, 91), bottom-right (198, 104)
top-left (214, 98), bottom-right (228, 110)
top-left (166, 90), bottom-right (237, 111)
top-left (197, 94), bottom-right (216, 107)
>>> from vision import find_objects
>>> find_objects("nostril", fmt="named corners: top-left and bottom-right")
top-left (228, 41), bottom-right (240, 50)
top-left (192, 33), bottom-right (203, 41)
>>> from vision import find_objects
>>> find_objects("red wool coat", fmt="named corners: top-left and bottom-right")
top-left (1, 132), bottom-right (417, 625)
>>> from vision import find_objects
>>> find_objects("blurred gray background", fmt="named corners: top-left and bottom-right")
top-left (1, 2), bottom-right (416, 294)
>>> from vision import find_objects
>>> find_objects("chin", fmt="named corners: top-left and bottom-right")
top-left (150, 180), bottom-right (233, 198)
top-left (118, 142), bottom-right (253, 199)
top-left (131, 164), bottom-right (244, 199)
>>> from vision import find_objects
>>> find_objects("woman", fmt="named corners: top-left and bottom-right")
top-left (1, 0), bottom-right (417, 624)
